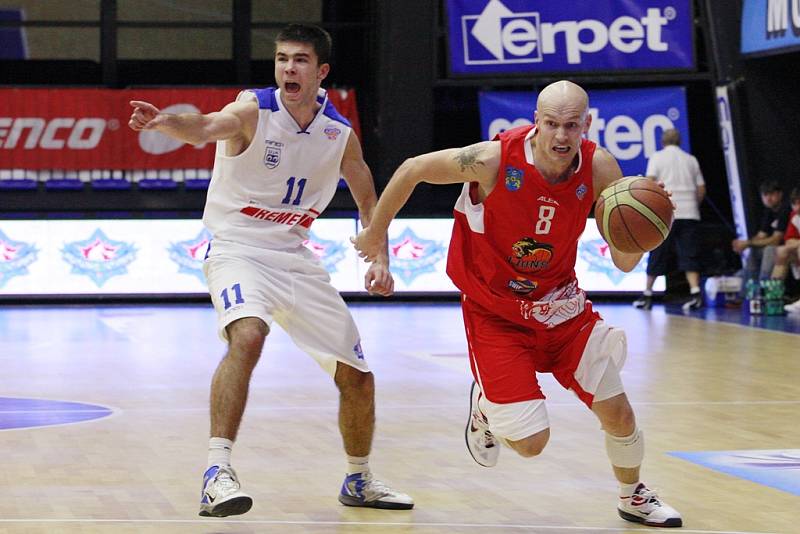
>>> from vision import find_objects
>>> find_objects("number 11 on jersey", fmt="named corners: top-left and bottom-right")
top-left (220, 283), bottom-right (244, 310)
top-left (281, 177), bottom-right (307, 206)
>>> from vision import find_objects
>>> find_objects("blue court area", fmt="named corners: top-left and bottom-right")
top-left (669, 450), bottom-right (800, 496)
top-left (661, 301), bottom-right (800, 335)
top-left (0, 397), bottom-right (113, 430)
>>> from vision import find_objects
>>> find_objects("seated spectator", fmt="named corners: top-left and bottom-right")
top-left (732, 180), bottom-right (791, 281)
top-left (777, 187), bottom-right (800, 313)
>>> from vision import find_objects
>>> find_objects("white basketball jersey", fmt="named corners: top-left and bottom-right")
top-left (203, 87), bottom-right (352, 249)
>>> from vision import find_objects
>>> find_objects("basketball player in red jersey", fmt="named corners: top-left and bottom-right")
top-left (353, 81), bottom-right (682, 528)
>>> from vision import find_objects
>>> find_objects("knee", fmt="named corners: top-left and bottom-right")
top-left (598, 400), bottom-right (636, 435)
top-left (510, 428), bottom-right (549, 458)
top-left (607, 405), bottom-right (636, 435)
top-left (226, 318), bottom-right (268, 363)
top-left (775, 246), bottom-right (790, 264)
top-left (335, 364), bottom-right (374, 397)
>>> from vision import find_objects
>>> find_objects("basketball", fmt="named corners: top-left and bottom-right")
top-left (594, 176), bottom-right (673, 253)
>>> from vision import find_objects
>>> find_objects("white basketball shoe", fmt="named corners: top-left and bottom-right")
top-left (618, 483), bottom-right (683, 527)
top-left (465, 381), bottom-right (500, 467)
top-left (338, 471), bottom-right (414, 509)
top-left (199, 465), bottom-right (253, 517)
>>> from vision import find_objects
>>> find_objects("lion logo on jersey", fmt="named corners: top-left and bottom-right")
top-left (508, 238), bottom-right (553, 272)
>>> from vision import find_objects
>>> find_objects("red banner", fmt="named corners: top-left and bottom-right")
top-left (0, 88), bottom-right (361, 170)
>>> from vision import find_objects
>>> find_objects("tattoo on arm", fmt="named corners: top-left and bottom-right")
top-left (453, 145), bottom-right (486, 174)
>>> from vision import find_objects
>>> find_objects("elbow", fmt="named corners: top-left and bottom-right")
top-left (396, 157), bottom-right (422, 184)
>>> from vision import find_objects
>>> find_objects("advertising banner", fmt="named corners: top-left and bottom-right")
top-left (0, 218), bottom-right (660, 296)
top-left (0, 88), bottom-right (361, 170)
top-left (479, 86), bottom-right (690, 177)
top-left (741, 0), bottom-right (800, 56)
top-left (446, 0), bottom-right (694, 75)
top-left (715, 85), bottom-right (749, 239)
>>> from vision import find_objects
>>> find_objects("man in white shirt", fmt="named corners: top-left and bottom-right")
top-left (633, 129), bottom-right (706, 311)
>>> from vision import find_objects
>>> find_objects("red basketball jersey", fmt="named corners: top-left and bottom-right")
top-left (447, 125), bottom-right (597, 329)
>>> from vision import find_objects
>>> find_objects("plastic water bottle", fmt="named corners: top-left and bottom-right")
top-left (748, 279), bottom-right (763, 315)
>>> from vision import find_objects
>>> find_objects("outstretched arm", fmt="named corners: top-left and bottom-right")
top-left (340, 131), bottom-right (394, 296)
top-left (128, 99), bottom-right (256, 146)
top-left (593, 148), bottom-right (644, 273)
top-left (352, 141), bottom-right (500, 262)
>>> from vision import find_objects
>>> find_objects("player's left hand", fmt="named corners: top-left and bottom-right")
top-left (351, 227), bottom-right (383, 263)
top-left (655, 180), bottom-right (677, 211)
top-left (364, 261), bottom-right (394, 297)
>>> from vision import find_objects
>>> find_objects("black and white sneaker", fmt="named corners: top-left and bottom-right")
top-left (199, 465), bottom-right (253, 517)
top-left (681, 295), bottom-right (703, 312)
top-left (618, 483), bottom-right (682, 528)
top-left (632, 295), bottom-right (653, 310)
top-left (465, 382), bottom-right (499, 467)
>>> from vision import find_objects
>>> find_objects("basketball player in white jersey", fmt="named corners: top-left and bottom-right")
top-left (128, 24), bottom-right (413, 517)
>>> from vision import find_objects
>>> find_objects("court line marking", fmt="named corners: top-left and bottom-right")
top-left (3, 399), bottom-right (800, 415)
top-left (661, 310), bottom-right (800, 337)
top-left (0, 519), bottom-right (778, 534)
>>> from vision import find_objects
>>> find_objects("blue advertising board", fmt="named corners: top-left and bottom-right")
top-left (0, 9), bottom-right (27, 59)
top-left (741, 0), bottom-right (800, 56)
top-left (479, 87), bottom-right (690, 177)
top-left (446, 0), bottom-right (694, 75)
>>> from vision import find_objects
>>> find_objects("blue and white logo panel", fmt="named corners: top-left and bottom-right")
top-left (0, 229), bottom-right (38, 288)
top-left (479, 86), bottom-right (690, 177)
top-left (168, 228), bottom-right (212, 283)
top-left (670, 449), bottom-right (800, 496)
top-left (61, 228), bottom-right (137, 287)
top-left (447, 0), bottom-right (694, 75)
top-left (741, 0), bottom-right (800, 56)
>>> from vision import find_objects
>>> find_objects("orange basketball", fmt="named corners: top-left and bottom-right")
top-left (594, 176), bottom-right (673, 253)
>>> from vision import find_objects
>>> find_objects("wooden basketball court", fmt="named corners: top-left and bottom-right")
top-left (0, 302), bottom-right (796, 533)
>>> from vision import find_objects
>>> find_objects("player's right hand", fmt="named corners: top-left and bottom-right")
top-left (128, 100), bottom-right (162, 131)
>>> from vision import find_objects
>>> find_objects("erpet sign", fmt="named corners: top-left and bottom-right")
top-left (741, 0), bottom-right (800, 56)
top-left (479, 87), bottom-right (690, 177)
top-left (446, 0), bottom-right (694, 75)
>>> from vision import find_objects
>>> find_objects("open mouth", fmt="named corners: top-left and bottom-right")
top-left (553, 146), bottom-right (570, 154)
top-left (285, 82), bottom-right (301, 94)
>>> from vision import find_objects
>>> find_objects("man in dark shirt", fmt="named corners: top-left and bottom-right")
top-left (732, 180), bottom-right (791, 280)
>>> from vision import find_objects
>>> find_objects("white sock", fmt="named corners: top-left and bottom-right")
top-left (208, 437), bottom-right (233, 468)
top-left (619, 481), bottom-right (640, 498)
top-left (643, 290), bottom-right (653, 297)
top-left (690, 287), bottom-right (701, 295)
top-left (347, 455), bottom-right (370, 475)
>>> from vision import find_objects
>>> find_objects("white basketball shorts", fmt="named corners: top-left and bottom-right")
top-left (203, 239), bottom-right (368, 376)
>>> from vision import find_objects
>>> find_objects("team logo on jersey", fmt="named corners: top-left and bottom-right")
top-left (324, 126), bottom-right (342, 140)
top-left (304, 231), bottom-right (347, 273)
top-left (388, 227), bottom-right (446, 285)
top-left (505, 166), bottom-right (523, 191)
top-left (168, 228), bottom-right (212, 282)
top-left (576, 183), bottom-right (588, 200)
top-left (0, 229), bottom-right (38, 288)
top-left (353, 341), bottom-right (365, 360)
top-left (61, 229), bottom-right (137, 287)
top-left (507, 277), bottom-right (538, 295)
top-left (578, 238), bottom-right (644, 284)
top-left (508, 237), bottom-right (553, 272)
top-left (264, 140), bottom-right (283, 169)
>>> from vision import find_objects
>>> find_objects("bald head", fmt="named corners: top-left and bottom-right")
top-left (536, 80), bottom-right (589, 120)
top-left (661, 128), bottom-right (680, 146)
